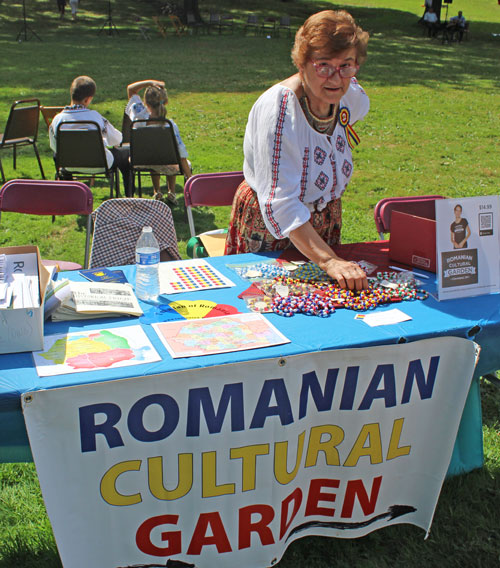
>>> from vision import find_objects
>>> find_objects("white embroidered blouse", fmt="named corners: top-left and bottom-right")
top-left (243, 78), bottom-right (369, 239)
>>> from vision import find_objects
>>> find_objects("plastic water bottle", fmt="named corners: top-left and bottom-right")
top-left (135, 226), bottom-right (160, 301)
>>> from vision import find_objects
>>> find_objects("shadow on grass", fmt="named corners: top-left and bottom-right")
top-left (0, 1), bottom-right (499, 98)
top-left (0, 546), bottom-right (61, 568)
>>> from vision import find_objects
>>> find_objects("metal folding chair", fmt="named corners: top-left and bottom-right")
top-left (261, 17), bottom-right (277, 36)
top-left (374, 195), bottom-right (446, 240)
top-left (120, 112), bottom-right (132, 146)
top-left (183, 171), bottom-right (243, 257)
top-left (278, 15), bottom-right (292, 37)
top-left (0, 179), bottom-right (93, 269)
top-left (55, 120), bottom-right (120, 199)
top-left (0, 99), bottom-right (45, 183)
top-left (40, 106), bottom-right (64, 129)
top-left (207, 13), bottom-right (221, 34)
top-left (129, 118), bottom-right (184, 198)
top-left (219, 14), bottom-right (234, 34)
top-left (244, 14), bottom-right (259, 35)
top-left (89, 198), bottom-right (181, 268)
top-left (169, 14), bottom-right (186, 35)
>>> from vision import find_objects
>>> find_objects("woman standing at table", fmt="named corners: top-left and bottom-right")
top-left (225, 10), bottom-right (370, 290)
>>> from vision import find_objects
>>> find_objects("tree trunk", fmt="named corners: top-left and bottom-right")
top-left (184, 0), bottom-right (202, 22)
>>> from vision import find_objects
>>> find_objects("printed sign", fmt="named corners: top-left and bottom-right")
top-left (436, 196), bottom-right (500, 300)
top-left (22, 337), bottom-right (478, 568)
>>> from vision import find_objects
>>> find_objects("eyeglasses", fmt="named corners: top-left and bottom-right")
top-left (311, 61), bottom-right (358, 78)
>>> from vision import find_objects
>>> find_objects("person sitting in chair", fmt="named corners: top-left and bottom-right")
top-left (423, 8), bottom-right (439, 37)
top-left (447, 11), bottom-right (466, 42)
top-left (125, 79), bottom-right (192, 205)
top-left (49, 75), bottom-right (133, 196)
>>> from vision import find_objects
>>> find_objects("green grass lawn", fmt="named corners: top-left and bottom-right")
top-left (0, 0), bottom-right (500, 567)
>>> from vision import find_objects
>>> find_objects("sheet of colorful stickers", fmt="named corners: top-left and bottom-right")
top-left (226, 258), bottom-right (429, 318)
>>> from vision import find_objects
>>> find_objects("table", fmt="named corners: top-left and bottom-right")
top-left (0, 245), bottom-right (494, 474)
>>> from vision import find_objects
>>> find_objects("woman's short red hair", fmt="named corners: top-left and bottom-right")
top-left (291, 10), bottom-right (369, 68)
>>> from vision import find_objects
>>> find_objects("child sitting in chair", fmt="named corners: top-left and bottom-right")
top-left (125, 79), bottom-right (192, 205)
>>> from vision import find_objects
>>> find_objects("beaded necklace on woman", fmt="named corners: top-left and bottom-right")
top-left (299, 94), bottom-right (338, 135)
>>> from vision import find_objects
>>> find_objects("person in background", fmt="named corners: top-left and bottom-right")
top-left (423, 8), bottom-right (439, 37)
top-left (447, 11), bottom-right (467, 42)
top-left (225, 10), bottom-right (370, 290)
top-left (50, 75), bottom-right (133, 196)
top-left (56, 0), bottom-right (67, 19)
top-left (69, 0), bottom-right (79, 21)
top-left (419, 0), bottom-right (433, 23)
top-left (125, 79), bottom-right (192, 205)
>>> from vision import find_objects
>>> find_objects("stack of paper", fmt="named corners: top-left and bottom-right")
top-left (0, 252), bottom-right (40, 310)
top-left (50, 281), bottom-right (143, 321)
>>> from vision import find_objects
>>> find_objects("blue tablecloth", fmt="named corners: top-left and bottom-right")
top-left (0, 251), bottom-right (493, 471)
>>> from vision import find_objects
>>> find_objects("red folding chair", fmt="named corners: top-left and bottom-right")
top-left (374, 195), bottom-right (445, 240)
top-left (0, 179), bottom-right (93, 269)
top-left (183, 171), bottom-right (244, 257)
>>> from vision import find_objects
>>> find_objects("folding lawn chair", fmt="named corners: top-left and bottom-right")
top-left (55, 120), bottom-right (120, 199)
top-left (374, 195), bottom-right (446, 240)
top-left (183, 171), bottom-right (244, 257)
top-left (40, 106), bottom-right (64, 129)
top-left (0, 99), bottom-right (45, 183)
top-left (244, 14), bottom-right (259, 35)
top-left (0, 179), bottom-right (93, 269)
top-left (278, 15), bottom-right (292, 37)
top-left (89, 198), bottom-right (180, 269)
top-left (129, 118), bottom-right (185, 198)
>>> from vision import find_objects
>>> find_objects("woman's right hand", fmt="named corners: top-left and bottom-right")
top-left (321, 257), bottom-right (368, 291)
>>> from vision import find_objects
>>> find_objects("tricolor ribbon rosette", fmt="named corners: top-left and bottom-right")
top-left (339, 106), bottom-right (361, 149)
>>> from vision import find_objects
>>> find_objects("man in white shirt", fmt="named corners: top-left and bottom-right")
top-left (423, 8), bottom-right (439, 37)
top-left (50, 76), bottom-right (133, 196)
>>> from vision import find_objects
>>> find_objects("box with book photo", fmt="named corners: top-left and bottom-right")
top-left (0, 245), bottom-right (51, 354)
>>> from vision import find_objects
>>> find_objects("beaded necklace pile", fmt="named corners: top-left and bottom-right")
top-left (236, 262), bottom-right (429, 317)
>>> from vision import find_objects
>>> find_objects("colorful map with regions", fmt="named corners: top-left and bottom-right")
top-left (153, 313), bottom-right (290, 358)
top-left (33, 325), bottom-right (161, 377)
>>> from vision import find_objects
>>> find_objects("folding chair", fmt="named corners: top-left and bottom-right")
top-left (278, 15), bottom-right (292, 37)
top-left (207, 13), bottom-right (221, 34)
top-left (152, 15), bottom-right (167, 38)
top-left (261, 17), bottom-right (277, 36)
top-left (89, 198), bottom-right (181, 268)
top-left (129, 118), bottom-right (185, 198)
top-left (219, 14), bottom-right (234, 34)
top-left (184, 171), bottom-right (244, 257)
top-left (169, 14), bottom-right (186, 35)
top-left (244, 14), bottom-right (259, 35)
top-left (0, 99), bottom-right (45, 183)
top-left (374, 195), bottom-right (445, 240)
top-left (40, 106), bottom-right (64, 129)
top-left (186, 12), bottom-right (207, 34)
top-left (121, 112), bottom-right (132, 146)
top-left (0, 179), bottom-right (93, 269)
top-left (55, 120), bottom-right (120, 199)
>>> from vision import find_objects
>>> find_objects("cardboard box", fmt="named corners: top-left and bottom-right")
top-left (389, 210), bottom-right (437, 272)
top-left (0, 245), bottom-right (51, 354)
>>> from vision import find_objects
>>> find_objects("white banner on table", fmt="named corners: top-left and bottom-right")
top-left (436, 195), bottom-right (500, 300)
top-left (23, 337), bottom-right (478, 568)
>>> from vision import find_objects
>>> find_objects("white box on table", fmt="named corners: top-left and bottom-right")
top-left (0, 245), bottom-right (51, 354)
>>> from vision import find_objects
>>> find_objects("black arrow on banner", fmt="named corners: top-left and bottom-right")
top-left (117, 559), bottom-right (196, 568)
top-left (286, 504), bottom-right (417, 542)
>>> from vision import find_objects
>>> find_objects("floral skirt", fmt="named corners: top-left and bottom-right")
top-left (224, 180), bottom-right (342, 255)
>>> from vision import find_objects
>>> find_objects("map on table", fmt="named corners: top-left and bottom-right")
top-left (153, 312), bottom-right (290, 358)
top-left (32, 325), bottom-right (161, 377)
top-left (159, 258), bottom-right (235, 294)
